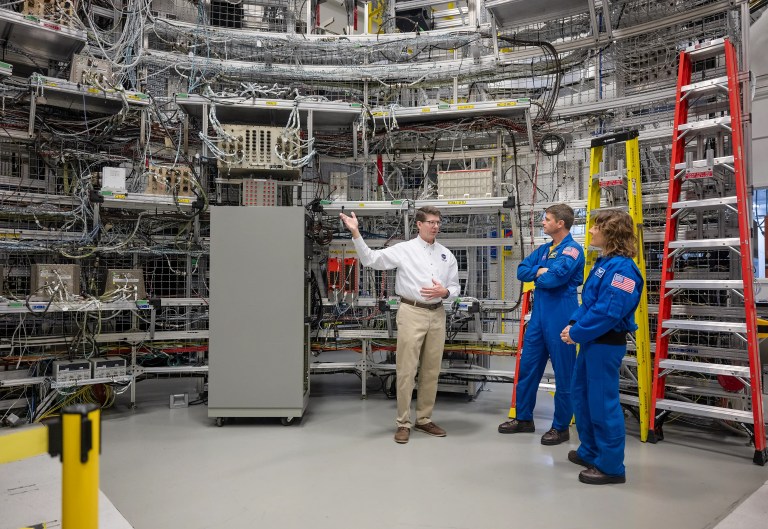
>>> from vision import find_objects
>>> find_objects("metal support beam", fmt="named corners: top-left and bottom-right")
top-left (28, 92), bottom-right (36, 138)
top-left (524, 109), bottom-right (535, 153)
top-left (603, 0), bottom-right (613, 39)
top-left (587, 0), bottom-right (599, 40)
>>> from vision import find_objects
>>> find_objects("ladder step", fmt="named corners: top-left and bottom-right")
top-left (671, 196), bottom-right (737, 210)
top-left (655, 398), bottom-right (754, 423)
top-left (674, 155), bottom-right (734, 171)
top-left (677, 116), bottom-right (731, 135)
top-left (668, 238), bottom-right (740, 249)
top-left (666, 344), bottom-right (749, 362)
top-left (658, 359), bottom-right (751, 377)
top-left (622, 356), bottom-right (638, 367)
top-left (672, 384), bottom-right (751, 400)
top-left (681, 76), bottom-right (729, 95)
top-left (619, 394), bottom-right (640, 406)
top-left (685, 38), bottom-right (726, 60)
top-left (665, 279), bottom-right (743, 289)
top-left (591, 205), bottom-right (629, 213)
top-left (662, 319), bottom-right (747, 333)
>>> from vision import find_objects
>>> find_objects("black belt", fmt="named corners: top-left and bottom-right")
top-left (595, 330), bottom-right (629, 345)
top-left (399, 297), bottom-right (443, 310)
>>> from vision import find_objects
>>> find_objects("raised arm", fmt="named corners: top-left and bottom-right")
top-left (340, 212), bottom-right (401, 270)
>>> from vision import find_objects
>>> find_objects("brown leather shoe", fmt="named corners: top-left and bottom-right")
top-left (498, 419), bottom-right (535, 434)
top-left (414, 422), bottom-right (446, 437)
top-left (579, 467), bottom-right (626, 485)
top-left (568, 450), bottom-right (591, 468)
top-left (394, 427), bottom-right (410, 444)
top-left (541, 427), bottom-right (570, 445)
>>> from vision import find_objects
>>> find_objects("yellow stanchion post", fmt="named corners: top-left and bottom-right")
top-left (59, 403), bottom-right (101, 529)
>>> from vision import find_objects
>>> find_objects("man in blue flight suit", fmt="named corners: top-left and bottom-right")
top-left (498, 204), bottom-right (585, 445)
top-left (560, 210), bottom-right (644, 484)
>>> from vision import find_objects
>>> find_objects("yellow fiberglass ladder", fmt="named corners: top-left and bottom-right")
top-left (583, 130), bottom-right (652, 442)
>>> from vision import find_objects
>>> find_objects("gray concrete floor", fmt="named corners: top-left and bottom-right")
top-left (96, 370), bottom-right (768, 529)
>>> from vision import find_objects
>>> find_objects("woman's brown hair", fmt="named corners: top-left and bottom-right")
top-left (593, 210), bottom-right (637, 258)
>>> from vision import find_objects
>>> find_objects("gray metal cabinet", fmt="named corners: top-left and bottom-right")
top-left (208, 206), bottom-right (309, 424)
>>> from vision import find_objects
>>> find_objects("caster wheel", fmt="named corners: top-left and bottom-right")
top-left (215, 417), bottom-right (224, 427)
top-left (281, 417), bottom-right (296, 426)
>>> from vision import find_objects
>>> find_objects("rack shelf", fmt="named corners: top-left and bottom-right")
top-left (99, 191), bottom-right (197, 211)
top-left (0, 9), bottom-right (86, 64)
top-left (320, 196), bottom-right (514, 216)
top-left (370, 98), bottom-right (530, 124)
top-left (30, 75), bottom-right (150, 113)
top-left (0, 299), bottom-right (150, 314)
top-left (175, 94), bottom-right (362, 128)
top-left (485, 0), bottom-right (588, 27)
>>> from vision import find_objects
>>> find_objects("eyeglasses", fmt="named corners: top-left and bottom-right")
top-left (420, 220), bottom-right (442, 227)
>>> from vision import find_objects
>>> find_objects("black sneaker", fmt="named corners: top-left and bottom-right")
top-left (498, 419), bottom-right (535, 434)
top-left (541, 427), bottom-right (570, 445)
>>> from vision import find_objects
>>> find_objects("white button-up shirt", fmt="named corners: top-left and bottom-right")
top-left (352, 235), bottom-right (461, 303)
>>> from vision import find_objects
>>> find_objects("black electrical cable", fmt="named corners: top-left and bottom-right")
top-left (496, 36), bottom-right (562, 125)
top-left (539, 133), bottom-right (566, 156)
top-left (309, 271), bottom-right (323, 329)
top-left (146, 94), bottom-right (207, 219)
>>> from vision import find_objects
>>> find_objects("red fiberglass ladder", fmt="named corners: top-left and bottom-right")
top-left (648, 38), bottom-right (767, 465)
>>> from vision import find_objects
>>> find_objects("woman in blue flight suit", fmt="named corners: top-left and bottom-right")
top-left (560, 210), bottom-right (643, 485)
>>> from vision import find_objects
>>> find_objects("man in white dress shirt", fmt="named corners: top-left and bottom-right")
top-left (340, 206), bottom-right (460, 444)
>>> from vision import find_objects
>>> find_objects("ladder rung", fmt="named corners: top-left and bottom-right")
top-left (619, 394), bottom-right (640, 406)
top-left (674, 155), bottom-right (734, 171)
top-left (658, 359), bottom-right (751, 377)
top-left (677, 116), bottom-right (731, 134)
top-left (668, 238), bottom-right (740, 249)
top-left (671, 197), bottom-right (737, 210)
top-left (666, 344), bottom-right (749, 362)
top-left (672, 384), bottom-right (750, 399)
top-left (681, 76), bottom-right (729, 95)
top-left (664, 279), bottom-right (743, 289)
top-left (685, 38), bottom-right (726, 60)
top-left (591, 205), bottom-right (629, 213)
top-left (661, 319), bottom-right (747, 333)
top-left (654, 398), bottom-right (754, 423)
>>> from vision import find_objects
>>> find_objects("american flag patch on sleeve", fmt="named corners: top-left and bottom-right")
top-left (562, 246), bottom-right (579, 259)
top-left (610, 273), bottom-right (636, 294)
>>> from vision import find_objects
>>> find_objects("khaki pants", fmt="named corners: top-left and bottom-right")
top-left (395, 303), bottom-right (446, 428)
